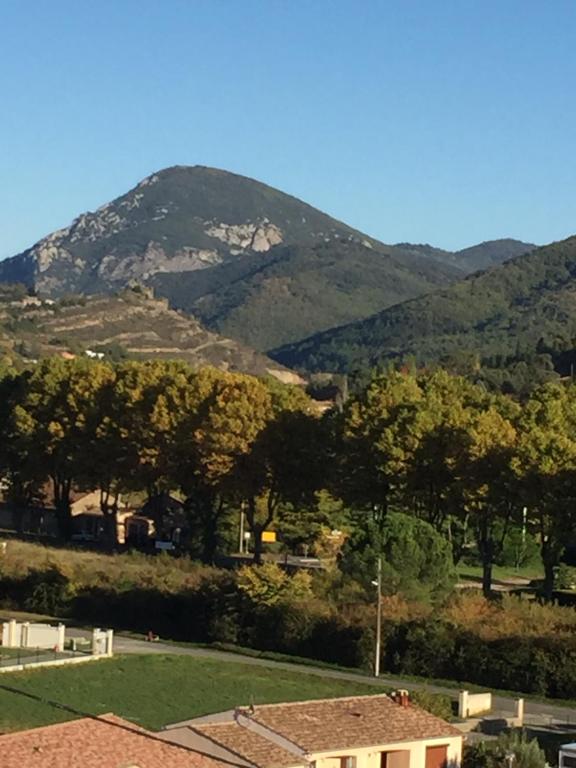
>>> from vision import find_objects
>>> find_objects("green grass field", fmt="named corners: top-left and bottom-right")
top-left (0, 654), bottom-right (381, 733)
top-left (457, 563), bottom-right (542, 583)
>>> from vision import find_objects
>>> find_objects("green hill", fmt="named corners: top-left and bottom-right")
top-left (271, 235), bottom-right (576, 389)
top-left (151, 239), bottom-right (459, 350)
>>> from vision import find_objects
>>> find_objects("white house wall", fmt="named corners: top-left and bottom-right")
top-left (311, 735), bottom-right (462, 768)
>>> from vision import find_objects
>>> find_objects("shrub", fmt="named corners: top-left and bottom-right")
top-left (555, 564), bottom-right (576, 590)
top-left (237, 563), bottom-right (312, 606)
top-left (411, 690), bottom-right (453, 721)
top-left (464, 732), bottom-right (546, 768)
top-left (23, 566), bottom-right (75, 615)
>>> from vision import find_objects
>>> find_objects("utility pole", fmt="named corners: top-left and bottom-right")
top-left (375, 556), bottom-right (382, 677)
top-left (239, 502), bottom-right (245, 554)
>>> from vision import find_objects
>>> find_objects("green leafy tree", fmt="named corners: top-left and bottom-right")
top-left (91, 360), bottom-right (198, 544)
top-left (175, 371), bottom-right (273, 562)
top-left (9, 358), bottom-right (113, 539)
top-left (239, 408), bottom-right (326, 563)
top-left (340, 511), bottom-right (456, 603)
top-left (465, 403), bottom-right (519, 596)
top-left (335, 371), bottom-right (427, 520)
top-left (237, 562), bottom-right (312, 606)
top-left (513, 381), bottom-right (576, 597)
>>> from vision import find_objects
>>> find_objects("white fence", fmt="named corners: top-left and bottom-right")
top-left (458, 690), bottom-right (525, 727)
top-left (2, 619), bottom-right (65, 651)
top-left (1, 619), bottom-right (113, 658)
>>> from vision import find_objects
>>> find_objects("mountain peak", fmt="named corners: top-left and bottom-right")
top-left (0, 168), bottom-right (461, 351)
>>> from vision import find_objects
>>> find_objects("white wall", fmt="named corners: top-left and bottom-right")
top-left (458, 691), bottom-right (492, 718)
top-left (313, 735), bottom-right (463, 768)
top-left (2, 620), bottom-right (65, 651)
top-left (26, 623), bottom-right (62, 649)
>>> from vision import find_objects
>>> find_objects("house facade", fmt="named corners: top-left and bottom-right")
top-left (162, 693), bottom-right (463, 768)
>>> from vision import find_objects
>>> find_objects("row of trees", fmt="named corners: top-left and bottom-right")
top-left (339, 370), bottom-right (576, 598)
top-left (0, 359), bottom-right (322, 562)
top-left (0, 359), bottom-right (575, 597)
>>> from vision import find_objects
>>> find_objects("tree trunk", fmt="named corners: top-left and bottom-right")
top-left (147, 489), bottom-right (167, 541)
top-left (201, 495), bottom-right (222, 565)
top-left (252, 524), bottom-right (264, 565)
top-left (103, 508), bottom-right (119, 550)
top-left (100, 489), bottom-right (119, 550)
top-left (540, 532), bottom-right (557, 601)
top-left (245, 495), bottom-right (275, 565)
top-left (52, 476), bottom-right (72, 540)
top-left (482, 560), bottom-right (493, 598)
top-left (477, 510), bottom-right (494, 598)
top-left (184, 489), bottom-right (222, 564)
top-left (543, 558), bottom-right (555, 601)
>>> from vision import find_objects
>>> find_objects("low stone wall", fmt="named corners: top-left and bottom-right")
top-left (0, 654), bottom-right (103, 674)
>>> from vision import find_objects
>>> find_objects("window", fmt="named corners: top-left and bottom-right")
top-left (381, 749), bottom-right (411, 768)
top-left (340, 758), bottom-right (356, 768)
top-left (425, 745), bottom-right (448, 768)
top-left (563, 756), bottom-right (576, 768)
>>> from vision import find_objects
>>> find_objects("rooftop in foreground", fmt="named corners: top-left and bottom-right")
top-left (235, 694), bottom-right (461, 753)
top-left (0, 713), bottom-right (239, 768)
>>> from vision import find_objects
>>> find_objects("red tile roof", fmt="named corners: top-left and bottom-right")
top-left (0, 714), bottom-right (240, 768)
top-left (238, 694), bottom-right (461, 753)
top-left (192, 721), bottom-right (304, 768)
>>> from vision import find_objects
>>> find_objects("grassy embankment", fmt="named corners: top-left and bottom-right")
top-left (0, 654), bottom-right (380, 733)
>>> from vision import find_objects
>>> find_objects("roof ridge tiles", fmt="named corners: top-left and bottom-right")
top-left (238, 693), bottom-right (392, 712)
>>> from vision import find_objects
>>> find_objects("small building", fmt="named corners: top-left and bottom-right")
top-left (560, 743), bottom-right (576, 768)
top-left (162, 694), bottom-right (463, 768)
top-left (70, 490), bottom-right (135, 545)
top-left (0, 713), bottom-right (236, 768)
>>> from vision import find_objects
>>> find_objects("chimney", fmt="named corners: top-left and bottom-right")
top-left (392, 690), bottom-right (410, 708)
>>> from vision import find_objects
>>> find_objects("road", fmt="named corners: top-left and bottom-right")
top-left (68, 629), bottom-right (576, 729)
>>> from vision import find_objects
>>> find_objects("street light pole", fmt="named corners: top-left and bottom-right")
top-left (375, 556), bottom-right (382, 677)
top-left (239, 502), bottom-right (245, 554)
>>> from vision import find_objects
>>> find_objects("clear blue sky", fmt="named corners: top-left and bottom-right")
top-left (1, 0), bottom-right (575, 259)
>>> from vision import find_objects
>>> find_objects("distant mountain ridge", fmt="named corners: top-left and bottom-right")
top-left (394, 238), bottom-right (536, 273)
top-left (271, 235), bottom-right (576, 381)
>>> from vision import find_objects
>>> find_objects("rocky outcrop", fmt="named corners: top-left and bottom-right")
top-left (205, 220), bottom-right (283, 252)
top-left (96, 243), bottom-right (223, 282)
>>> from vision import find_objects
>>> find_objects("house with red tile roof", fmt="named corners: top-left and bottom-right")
top-left (0, 713), bottom-right (242, 768)
top-left (161, 693), bottom-right (463, 768)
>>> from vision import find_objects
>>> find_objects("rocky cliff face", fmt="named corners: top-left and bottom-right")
top-left (0, 165), bottom-right (462, 352)
top-left (0, 166), bottom-right (358, 296)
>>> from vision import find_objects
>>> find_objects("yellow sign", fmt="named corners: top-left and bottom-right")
top-left (262, 531), bottom-right (277, 543)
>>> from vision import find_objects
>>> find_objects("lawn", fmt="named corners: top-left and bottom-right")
top-left (457, 563), bottom-right (542, 583)
top-left (0, 654), bottom-right (381, 733)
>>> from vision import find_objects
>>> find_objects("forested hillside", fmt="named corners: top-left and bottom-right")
top-left (151, 239), bottom-right (458, 350)
top-left (273, 235), bottom-right (576, 392)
